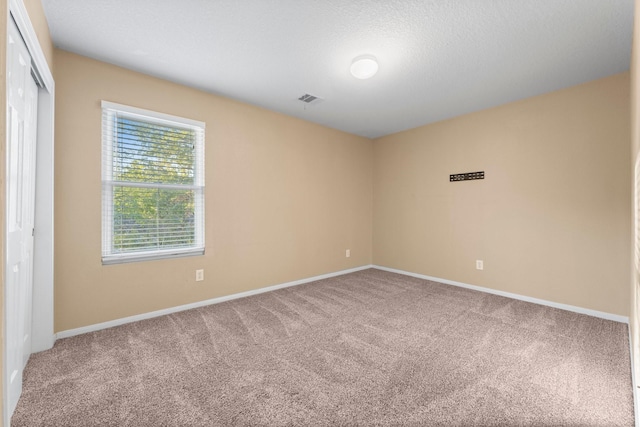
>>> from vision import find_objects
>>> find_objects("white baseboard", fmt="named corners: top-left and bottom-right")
top-left (56, 263), bottom-right (628, 340)
top-left (373, 265), bottom-right (629, 324)
top-left (56, 265), bottom-right (374, 340)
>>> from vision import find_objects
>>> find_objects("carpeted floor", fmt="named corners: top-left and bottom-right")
top-left (12, 268), bottom-right (634, 426)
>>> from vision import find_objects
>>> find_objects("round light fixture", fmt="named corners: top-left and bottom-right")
top-left (350, 55), bottom-right (379, 79)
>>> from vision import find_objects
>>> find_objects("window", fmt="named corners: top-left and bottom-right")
top-left (101, 101), bottom-right (205, 264)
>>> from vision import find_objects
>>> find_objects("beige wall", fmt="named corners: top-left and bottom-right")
top-left (49, 50), bottom-right (636, 328)
top-left (630, 0), bottom-right (640, 380)
top-left (373, 73), bottom-right (631, 316)
top-left (53, 49), bottom-right (373, 332)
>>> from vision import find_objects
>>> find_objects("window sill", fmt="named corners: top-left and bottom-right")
top-left (102, 248), bottom-right (205, 265)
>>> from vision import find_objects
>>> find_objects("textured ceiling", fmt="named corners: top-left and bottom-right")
top-left (42, 0), bottom-right (633, 138)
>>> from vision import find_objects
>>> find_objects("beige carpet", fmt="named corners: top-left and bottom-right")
top-left (12, 268), bottom-right (634, 426)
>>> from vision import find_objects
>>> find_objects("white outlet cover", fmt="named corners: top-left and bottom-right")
top-left (476, 260), bottom-right (484, 270)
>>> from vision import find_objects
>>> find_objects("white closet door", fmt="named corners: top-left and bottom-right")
top-left (6, 17), bottom-right (38, 418)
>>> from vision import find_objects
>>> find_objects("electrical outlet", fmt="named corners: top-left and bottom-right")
top-left (476, 260), bottom-right (484, 271)
top-left (195, 269), bottom-right (204, 281)
top-left (346, 249), bottom-right (351, 258)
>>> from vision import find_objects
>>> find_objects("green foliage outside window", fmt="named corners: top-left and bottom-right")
top-left (111, 118), bottom-right (197, 253)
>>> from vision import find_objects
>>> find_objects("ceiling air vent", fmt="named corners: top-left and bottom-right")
top-left (298, 93), bottom-right (323, 105)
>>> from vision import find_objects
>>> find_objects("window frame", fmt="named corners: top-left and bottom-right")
top-left (101, 100), bottom-right (205, 265)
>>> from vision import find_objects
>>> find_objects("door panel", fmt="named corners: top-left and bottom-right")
top-left (6, 18), bottom-right (38, 417)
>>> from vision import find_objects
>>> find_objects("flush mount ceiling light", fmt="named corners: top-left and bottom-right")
top-left (350, 55), bottom-right (379, 79)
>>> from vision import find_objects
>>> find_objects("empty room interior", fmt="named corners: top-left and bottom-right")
top-left (3, 0), bottom-right (640, 425)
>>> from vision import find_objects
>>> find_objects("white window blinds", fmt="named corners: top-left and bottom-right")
top-left (101, 101), bottom-right (205, 264)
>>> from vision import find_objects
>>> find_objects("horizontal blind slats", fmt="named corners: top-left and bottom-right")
top-left (110, 139), bottom-right (196, 156)
top-left (102, 104), bottom-right (205, 262)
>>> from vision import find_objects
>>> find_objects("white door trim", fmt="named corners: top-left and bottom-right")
top-left (4, 0), bottom-right (55, 425)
